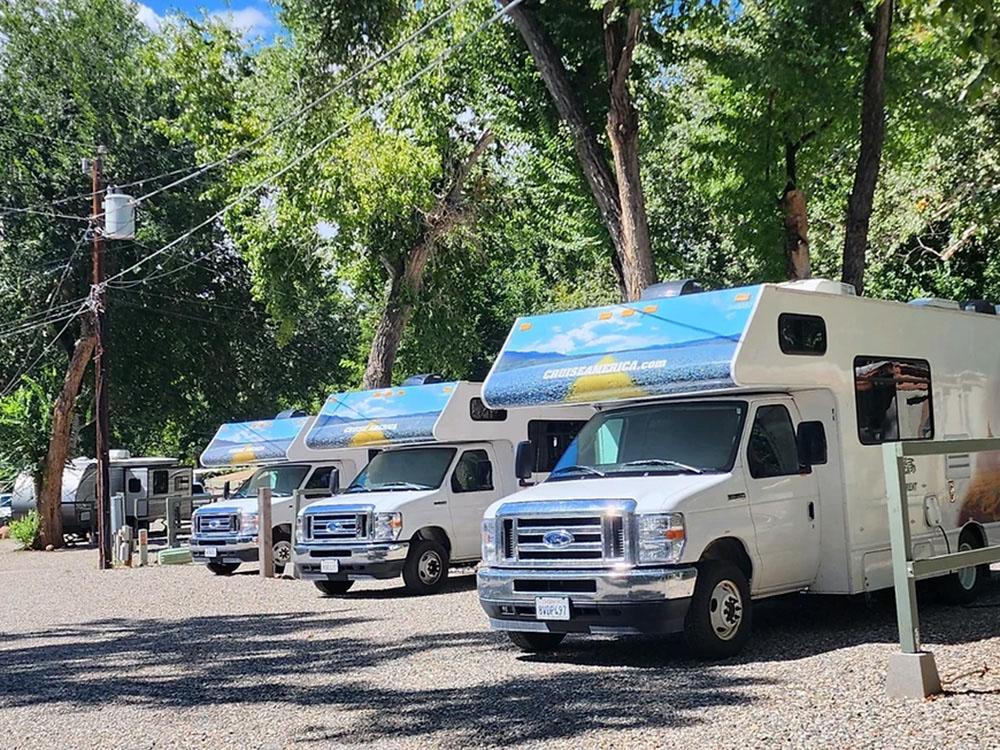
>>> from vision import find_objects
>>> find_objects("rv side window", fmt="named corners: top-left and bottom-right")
top-left (747, 405), bottom-right (799, 479)
top-left (779, 313), bottom-right (827, 355)
top-left (127, 477), bottom-right (143, 494)
top-left (529, 420), bottom-right (589, 472)
top-left (305, 467), bottom-right (334, 490)
top-left (451, 450), bottom-right (494, 493)
top-left (854, 356), bottom-right (934, 445)
top-left (470, 397), bottom-right (507, 422)
top-left (151, 470), bottom-right (169, 495)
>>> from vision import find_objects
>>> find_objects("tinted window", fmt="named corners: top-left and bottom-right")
top-left (128, 477), bottom-right (143, 494)
top-left (235, 465), bottom-right (310, 497)
top-left (779, 313), bottom-right (827, 355)
top-left (529, 420), bottom-right (588, 472)
top-left (151, 470), bottom-right (169, 495)
top-left (470, 397), bottom-right (507, 422)
top-left (451, 450), bottom-right (494, 493)
top-left (855, 357), bottom-right (934, 445)
top-left (747, 405), bottom-right (799, 478)
top-left (305, 466), bottom-right (334, 490)
top-left (348, 448), bottom-right (457, 492)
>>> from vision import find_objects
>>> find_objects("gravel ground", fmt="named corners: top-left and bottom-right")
top-left (2, 540), bottom-right (1000, 750)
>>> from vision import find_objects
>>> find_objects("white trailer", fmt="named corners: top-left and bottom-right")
top-left (292, 380), bottom-right (592, 595)
top-left (477, 279), bottom-right (1000, 657)
top-left (190, 414), bottom-right (368, 574)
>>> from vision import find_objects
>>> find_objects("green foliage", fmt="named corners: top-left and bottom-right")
top-left (0, 375), bottom-right (55, 487)
top-left (9, 510), bottom-right (41, 549)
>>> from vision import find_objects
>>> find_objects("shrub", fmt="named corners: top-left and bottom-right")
top-left (9, 510), bottom-right (40, 549)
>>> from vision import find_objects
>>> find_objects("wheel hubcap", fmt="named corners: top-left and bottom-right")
top-left (417, 550), bottom-right (442, 584)
top-left (273, 540), bottom-right (292, 566)
top-left (957, 541), bottom-right (977, 590)
top-left (709, 579), bottom-right (743, 641)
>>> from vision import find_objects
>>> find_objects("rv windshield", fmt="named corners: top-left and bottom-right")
top-left (233, 465), bottom-right (311, 498)
top-left (550, 401), bottom-right (747, 480)
top-left (347, 447), bottom-right (457, 492)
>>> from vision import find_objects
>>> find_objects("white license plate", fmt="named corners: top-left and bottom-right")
top-left (204, 547), bottom-right (218, 558)
top-left (535, 596), bottom-right (570, 621)
top-left (79, 512), bottom-right (91, 521)
top-left (320, 559), bottom-right (340, 574)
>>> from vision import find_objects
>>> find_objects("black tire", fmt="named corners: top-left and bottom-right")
top-left (939, 530), bottom-right (989, 605)
top-left (207, 561), bottom-right (239, 576)
top-left (272, 528), bottom-right (292, 575)
top-left (402, 538), bottom-right (449, 595)
top-left (684, 559), bottom-right (752, 660)
top-left (507, 631), bottom-right (566, 653)
top-left (314, 580), bottom-right (354, 596)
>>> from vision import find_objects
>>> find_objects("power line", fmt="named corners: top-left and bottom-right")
top-left (103, 0), bottom-right (520, 291)
top-left (0, 299), bottom-right (91, 398)
top-left (0, 123), bottom-right (96, 150)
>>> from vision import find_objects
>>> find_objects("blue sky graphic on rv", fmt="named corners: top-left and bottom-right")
top-left (482, 286), bottom-right (762, 408)
top-left (200, 416), bottom-right (309, 467)
top-left (304, 382), bottom-right (460, 450)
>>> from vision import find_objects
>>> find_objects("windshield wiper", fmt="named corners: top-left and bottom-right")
top-left (620, 459), bottom-right (703, 474)
top-left (550, 464), bottom-right (606, 478)
top-left (374, 481), bottom-right (431, 491)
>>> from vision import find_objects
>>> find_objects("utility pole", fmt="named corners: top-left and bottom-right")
top-left (91, 146), bottom-right (112, 570)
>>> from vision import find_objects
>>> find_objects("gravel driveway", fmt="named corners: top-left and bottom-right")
top-left (1, 540), bottom-right (999, 749)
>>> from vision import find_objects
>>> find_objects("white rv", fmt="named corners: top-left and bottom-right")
top-left (190, 414), bottom-right (368, 575)
top-left (293, 380), bottom-right (591, 595)
top-left (477, 279), bottom-right (1000, 658)
top-left (10, 451), bottom-right (202, 538)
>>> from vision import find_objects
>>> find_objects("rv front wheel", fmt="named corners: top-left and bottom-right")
top-left (507, 631), bottom-right (566, 653)
top-left (940, 531), bottom-right (988, 605)
top-left (402, 538), bottom-right (449, 595)
top-left (684, 560), bottom-right (752, 660)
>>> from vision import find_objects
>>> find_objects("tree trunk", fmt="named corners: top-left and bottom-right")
top-left (502, 0), bottom-right (656, 300)
top-left (842, 0), bottom-right (893, 296)
top-left (783, 140), bottom-right (811, 280)
top-left (362, 131), bottom-right (494, 389)
top-left (38, 317), bottom-right (96, 549)
top-left (604, 4), bottom-right (656, 300)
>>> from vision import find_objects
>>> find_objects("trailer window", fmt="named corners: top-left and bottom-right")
top-left (779, 313), bottom-right (827, 355)
top-left (747, 405), bottom-right (799, 478)
top-left (451, 450), bottom-right (494, 493)
top-left (529, 420), bottom-right (589, 472)
top-left (470, 397), bottom-right (507, 422)
top-left (854, 356), bottom-right (934, 445)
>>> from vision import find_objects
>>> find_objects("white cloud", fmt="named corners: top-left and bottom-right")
top-left (210, 7), bottom-right (273, 37)
top-left (134, 2), bottom-right (164, 32)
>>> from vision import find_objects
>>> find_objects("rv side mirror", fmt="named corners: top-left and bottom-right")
top-left (515, 440), bottom-right (535, 482)
top-left (223, 481), bottom-right (231, 499)
top-left (796, 421), bottom-right (827, 468)
top-left (328, 467), bottom-right (341, 495)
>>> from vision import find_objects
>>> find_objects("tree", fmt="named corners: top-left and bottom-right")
top-left (500, 0), bottom-right (656, 300)
top-left (842, 0), bottom-right (894, 295)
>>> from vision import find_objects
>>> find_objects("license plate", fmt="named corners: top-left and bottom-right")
top-left (79, 511), bottom-right (91, 521)
top-left (204, 547), bottom-right (218, 558)
top-left (535, 596), bottom-right (570, 621)
top-left (320, 559), bottom-right (340, 574)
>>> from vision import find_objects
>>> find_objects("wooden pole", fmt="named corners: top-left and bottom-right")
top-left (258, 486), bottom-right (273, 578)
top-left (91, 146), bottom-right (112, 569)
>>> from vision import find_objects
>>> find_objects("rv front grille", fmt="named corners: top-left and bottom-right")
top-left (498, 509), bottom-right (632, 567)
top-left (196, 512), bottom-right (238, 535)
top-left (307, 512), bottom-right (369, 541)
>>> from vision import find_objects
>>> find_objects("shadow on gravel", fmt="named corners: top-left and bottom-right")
top-left (331, 572), bottom-right (478, 600)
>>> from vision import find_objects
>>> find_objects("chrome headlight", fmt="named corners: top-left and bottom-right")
top-left (481, 518), bottom-right (498, 563)
top-left (637, 513), bottom-right (685, 564)
top-left (295, 512), bottom-right (305, 542)
top-left (240, 511), bottom-right (260, 536)
top-left (373, 512), bottom-right (402, 542)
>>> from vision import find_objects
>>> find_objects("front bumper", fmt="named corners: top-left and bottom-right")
top-left (293, 541), bottom-right (409, 581)
top-left (478, 565), bottom-right (698, 636)
top-left (189, 536), bottom-right (258, 565)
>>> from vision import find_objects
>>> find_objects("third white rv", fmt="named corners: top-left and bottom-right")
top-left (477, 279), bottom-right (1000, 658)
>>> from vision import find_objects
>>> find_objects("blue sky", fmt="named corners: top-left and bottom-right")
top-left (134, 0), bottom-right (280, 38)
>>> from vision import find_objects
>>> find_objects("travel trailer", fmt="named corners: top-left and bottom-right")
top-left (293, 380), bottom-right (592, 595)
top-left (10, 451), bottom-right (202, 539)
top-left (190, 414), bottom-right (368, 574)
top-left (476, 279), bottom-right (1000, 658)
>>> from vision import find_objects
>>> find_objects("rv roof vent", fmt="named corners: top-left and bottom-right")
top-left (962, 300), bottom-right (997, 315)
top-left (908, 297), bottom-right (961, 310)
top-left (401, 373), bottom-right (448, 387)
top-left (275, 408), bottom-right (307, 419)
top-left (108, 449), bottom-right (131, 461)
top-left (641, 279), bottom-right (704, 300)
top-left (779, 279), bottom-right (857, 296)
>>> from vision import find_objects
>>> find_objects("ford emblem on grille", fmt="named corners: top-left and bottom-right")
top-left (542, 529), bottom-right (575, 549)
top-left (326, 520), bottom-right (345, 533)
top-left (209, 519), bottom-right (222, 529)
